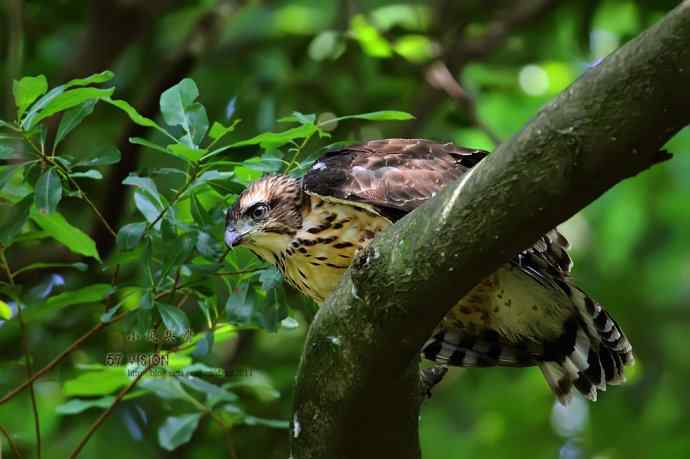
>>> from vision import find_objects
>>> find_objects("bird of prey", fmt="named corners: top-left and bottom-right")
top-left (224, 138), bottom-right (633, 404)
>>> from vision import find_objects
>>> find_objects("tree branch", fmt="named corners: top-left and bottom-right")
top-left (291, 3), bottom-right (690, 458)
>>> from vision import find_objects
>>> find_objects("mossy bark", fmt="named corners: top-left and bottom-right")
top-left (291, 2), bottom-right (690, 458)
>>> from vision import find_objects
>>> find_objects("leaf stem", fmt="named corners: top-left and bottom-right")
top-left (68, 361), bottom-right (155, 459)
top-left (0, 423), bottom-right (22, 458)
top-left (0, 245), bottom-right (41, 458)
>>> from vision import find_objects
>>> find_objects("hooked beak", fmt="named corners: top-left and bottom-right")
top-left (224, 227), bottom-right (244, 248)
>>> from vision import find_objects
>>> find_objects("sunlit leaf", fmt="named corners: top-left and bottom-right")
top-left (64, 70), bottom-right (114, 88)
top-left (13, 75), bottom-right (48, 119)
top-left (0, 300), bottom-right (12, 320)
top-left (350, 15), bottom-right (392, 57)
top-left (167, 143), bottom-right (207, 162)
top-left (30, 210), bottom-right (101, 260)
top-left (229, 124), bottom-right (317, 149)
top-left (27, 87), bottom-right (115, 128)
top-left (64, 368), bottom-right (129, 396)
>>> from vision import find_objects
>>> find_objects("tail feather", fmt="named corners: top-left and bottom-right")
top-left (422, 285), bottom-right (634, 405)
top-left (540, 286), bottom-right (633, 404)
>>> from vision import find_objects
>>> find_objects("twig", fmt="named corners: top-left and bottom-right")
top-left (68, 361), bottom-right (155, 459)
top-left (0, 246), bottom-right (41, 458)
top-left (0, 310), bottom-right (127, 405)
top-left (0, 423), bottom-right (22, 458)
top-left (425, 61), bottom-right (501, 145)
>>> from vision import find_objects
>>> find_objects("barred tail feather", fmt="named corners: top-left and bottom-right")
top-left (541, 284), bottom-right (634, 404)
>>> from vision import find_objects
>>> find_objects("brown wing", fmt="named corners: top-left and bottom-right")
top-left (303, 138), bottom-right (488, 221)
top-left (303, 138), bottom-right (572, 276)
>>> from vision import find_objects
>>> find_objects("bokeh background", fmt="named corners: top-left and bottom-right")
top-left (1, 0), bottom-right (689, 458)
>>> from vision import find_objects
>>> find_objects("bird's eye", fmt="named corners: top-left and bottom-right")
top-left (251, 204), bottom-right (269, 220)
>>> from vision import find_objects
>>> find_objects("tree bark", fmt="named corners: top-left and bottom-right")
top-left (291, 2), bottom-right (690, 458)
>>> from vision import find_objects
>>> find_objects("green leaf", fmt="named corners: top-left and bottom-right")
top-left (158, 414), bottom-right (202, 451)
top-left (41, 284), bottom-right (112, 310)
top-left (31, 210), bottom-right (101, 260)
top-left (243, 415), bottom-right (290, 429)
top-left (0, 140), bottom-right (20, 159)
top-left (70, 169), bottom-right (102, 180)
top-left (229, 124), bottom-right (317, 149)
top-left (64, 70), bottom-right (114, 88)
top-left (64, 368), bottom-right (129, 396)
top-left (179, 376), bottom-right (238, 405)
top-left (122, 175), bottom-right (162, 204)
top-left (160, 79), bottom-right (208, 147)
top-left (140, 378), bottom-right (190, 401)
top-left (104, 98), bottom-right (171, 138)
top-left (226, 284), bottom-right (256, 325)
top-left (208, 119), bottom-right (241, 143)
top-left (20, 86), bottom-right (66, 130)
top-left (70, 146), bottom-right (120, 169)
top-left (54, 99), bottom-right (97, 148)
top-left (134, 190), bottom-right (164, 228)
top-left (56, 396), bottom-right (115, 415)
top-left (14, 261), bottom-right (88, 276)
top-left (75, 145), bottom-right (121, 167)
top-left (167, 144), bottom-right (207, 162)
top-left (13, 75), bottom-right (48, 119)
top-left (393, 34), bottom-right (438, 63)
top-left (116, 222), bottom-right (146, 251)
top-left (259, 268), bottom-right (282, 291)
top-left (34, 168), bottom-right (63, 214)
top-left (0, 299), bottom-right (12, 320)
top-left (308, 30), bottom-right (346, 61)
top-left (0, 165), bottom-right (22, 190)
top-left (0, 194), bottom-right (32, 246)
top-left (129, 137), bottom-right (169, 154)
top-left (190, 194), bottom-right (213, 227)
top-left (324, 110), bottom-right (415, 126)
top-left (157, 303), bottom-right (191, 337)
top-left (350, 15), bottom-right (393, 57)
top-left (28, 87), bottom-right (115, 129)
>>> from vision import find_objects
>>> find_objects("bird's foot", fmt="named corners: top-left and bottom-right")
top-left (420, 365), bottom-right (448, 398)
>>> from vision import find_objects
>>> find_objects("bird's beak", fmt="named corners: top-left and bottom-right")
top-left (224, 227), bottom-right (244, 248)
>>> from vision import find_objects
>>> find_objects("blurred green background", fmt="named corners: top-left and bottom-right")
top-left (1, 0), bottom-right (689, 458)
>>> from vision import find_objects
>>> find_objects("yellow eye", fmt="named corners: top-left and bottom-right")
top-left (251, 204), bottom-right (269, 220)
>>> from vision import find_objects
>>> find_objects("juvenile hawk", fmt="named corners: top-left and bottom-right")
top-left (224, 138), bottom-right (633, 404)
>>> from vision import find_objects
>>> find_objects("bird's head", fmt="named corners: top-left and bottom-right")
top-left (224, 175), bottom-right (304, 260)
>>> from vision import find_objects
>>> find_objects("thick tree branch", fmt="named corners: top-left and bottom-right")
top-left (292, 3), bottom-right (690, 459)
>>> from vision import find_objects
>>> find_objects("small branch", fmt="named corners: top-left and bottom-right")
top-left (68, 361), bottom-right (155, 459)
top-left (0, 311), bottom-right (127, 405)
top-left (0, 423), bottom-right (22, 458)
top-left (0, 246), bottom-right (40, 458)
top-left (425, 60), bottom-right (502, 145)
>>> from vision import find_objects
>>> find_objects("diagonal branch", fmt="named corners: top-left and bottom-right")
top-left (291, 2), bottom-right (690, 459)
